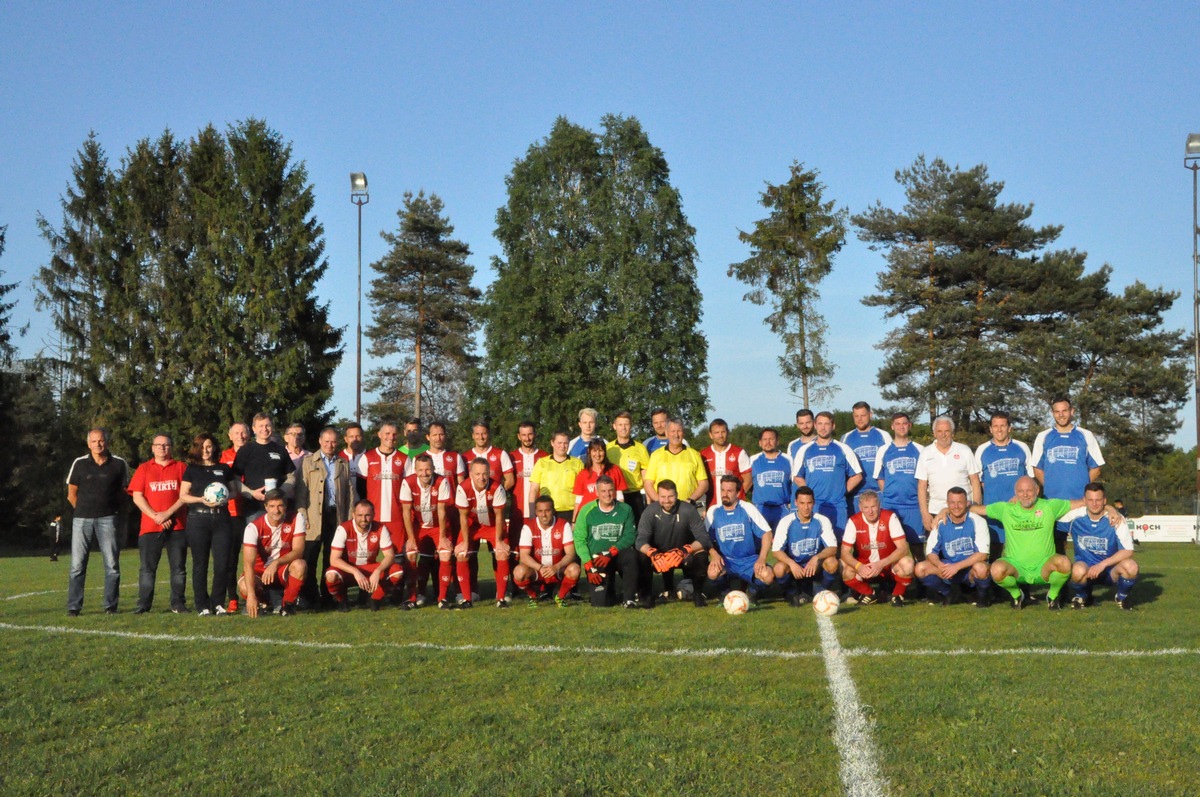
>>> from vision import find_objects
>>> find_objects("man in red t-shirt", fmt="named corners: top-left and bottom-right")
top-left (240, 490), bottom-right (308, 617)
top-left (128, 433), bottom-right (188, 614)
top-left (325, 500), bottom-right (403, 611)
top-left (455, 458), bottom-right (509, 608)
top-left (839, 489), bottom-right (914, 606)
top-left (700, 418), bottom-right (752, 508)
top-left (513, 495), bottom-right (579, 606)
top-left (400, 454), bottom-right (453, 608)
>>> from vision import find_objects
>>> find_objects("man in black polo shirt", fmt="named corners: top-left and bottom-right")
top-left (66, 427), bottom-right (130, 616)
top-left (233, 412), bottom-right (295, 518)
top-left (635, 479), bottom-right (713, 607)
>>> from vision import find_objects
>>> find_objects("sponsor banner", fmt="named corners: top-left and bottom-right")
top-left (1127, 515), bottom-right (1199, 543)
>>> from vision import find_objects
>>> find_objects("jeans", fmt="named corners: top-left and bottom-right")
top-left (186, 510), bottom-right (231, 613)
top-left (137, 530), bottom-right (188, 611)
top-left (67, 515), bottom-right (121, 613)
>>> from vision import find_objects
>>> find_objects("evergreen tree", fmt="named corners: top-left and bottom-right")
top-left (364, 191), bottom-right (479, 424)
top-left (728, 162), bottom-right (846, 407)
top-left (472, 115), bottom-right (708, 437)
top-left (854, 156), bottom-right (1106, 431)
top-left (35, 121), bottom-right (342, 457)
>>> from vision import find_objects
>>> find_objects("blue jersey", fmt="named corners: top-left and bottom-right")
top-left (643, 436), bottom-right (668, 454)
top-left (841, 427), bottom-right (892, 503)
top-left (927, 515), bottom-right (990, 565)
top-left (568, 435), bottom-right (607, 461)
top-left (975, 439), bottom-right (1033, 505)
top-left (706, 501), bottom-right (771, 564)
top-left (749, 452), bottom-right (793, 509)
top-left (771, 512), bottom-right (837, 564)
top-left (874, 441), bottom-right (922, 508)
top-left (1067, 512), bottom-right (1133, 568)
top-left (786, 436), bottom-right (814, 465)
top-left (1031, 425), bottom-right (1104, 500)
top-left (791, 441), bottom-right (862, 530)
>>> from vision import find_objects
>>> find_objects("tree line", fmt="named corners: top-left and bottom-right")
top-left (0, 113), bottom-right (1189, 545)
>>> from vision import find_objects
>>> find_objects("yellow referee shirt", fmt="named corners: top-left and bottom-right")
top-left (645, 446), bottom-right (707, 500)
top-left (606, 440), bottom-right (650, 492)
top-left (530, 455), bottom-right (584, 512)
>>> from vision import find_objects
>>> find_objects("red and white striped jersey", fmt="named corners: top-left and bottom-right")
top-left (466, 446), bottom-right (514, 487)
top-left (841, 509), bottom-right (905, 565)
top-left (426, 450), bottom-right (466, 483)
top-left (399, 473), bottom-right (451, 531)
top-left (456, 479), bottom-right (507, 529)
top-left (357, 448), bottom-right (409, 523)
top-left (701, 443), bottom-right (751, 506)
top-left (243, 511), bottom-right (307, 566)
top-left (518, 517), bottom-right (573, 567)
top-left (509, 447), bottom-right (548, 517)
top-left (330, 520), bottom-right (394, 567)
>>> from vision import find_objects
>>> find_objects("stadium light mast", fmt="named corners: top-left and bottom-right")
top-left (350, 172), bottom-right (370, 426)
top-left (1186, 135), bottom-right (1200, 525)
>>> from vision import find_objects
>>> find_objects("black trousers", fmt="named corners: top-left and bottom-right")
top-left (302, 506), bottom-right (341, 603)
top-left (589, 547), bottom-right (639, 606)
top-left (186, 509), bottom-right (232, 613)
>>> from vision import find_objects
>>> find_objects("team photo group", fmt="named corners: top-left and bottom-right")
top-left (63, 396), bottom-right (1139, 619)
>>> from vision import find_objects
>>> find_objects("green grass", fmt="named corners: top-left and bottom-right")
top-left (1, 544), bottom-right (1197, 796)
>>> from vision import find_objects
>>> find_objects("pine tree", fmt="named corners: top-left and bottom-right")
top-left (853, 155), bottom-right (1106, 431)
top-left (364, 191), bottom-right (480, 424)
top-left (728, 162), bottom-right (846, 407)
top-left (35, 121), bottom-right (343, 457)
top-left (472, 115), bottom-right (708, 437)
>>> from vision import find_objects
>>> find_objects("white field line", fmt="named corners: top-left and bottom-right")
top-left (4, 580), bottom-right (161, 600)
top-left (817, 614), bottom-right (890, 797)
top-left (0, 621), bottom-right (1197, 660)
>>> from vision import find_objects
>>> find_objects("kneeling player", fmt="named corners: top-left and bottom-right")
top-left (240, 489), bottom-right (307, 617)
top-left (575, 476), bottom-right (640, 608)
top-left (914, 487), bottom-right (992, 606)
top-left (400, 454), bottom-right (453, 609)
top-left (1065, 482), bottom-right (1137, 610)
top-left (771, 486), bottom-right (839, 606)
top-left (455, 458), bottom-right (510, 609)
top-left (325, 499), bottom-right (403, 611)
top-left (636, 479), bottom-right (712, 607)
top-left (840, 490), bottom-right (914, 606)
top-left (706, 475), bottom-right (775, 603)
top-left (513, 495), bottom-right (580, 606)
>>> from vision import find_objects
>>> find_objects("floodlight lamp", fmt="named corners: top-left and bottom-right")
top-left (1187, 134), bottom-right (1200, 162)
top-left (350, 172), bottom-right (369, 194)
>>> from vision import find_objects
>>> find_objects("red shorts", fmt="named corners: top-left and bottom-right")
top-left (464, 525), bottom-right (504, 548)
top-left (324, 560), bottom-right (403, 583)
top-left (253, 560), bottom-right (298, 584)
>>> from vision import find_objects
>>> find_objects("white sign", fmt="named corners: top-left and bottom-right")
top-left (1127, 515), bottom-right (1199, 543)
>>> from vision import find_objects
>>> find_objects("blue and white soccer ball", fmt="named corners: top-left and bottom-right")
top-left (203, 482), bottom-right (229, 504)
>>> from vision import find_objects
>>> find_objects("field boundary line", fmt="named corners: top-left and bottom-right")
top-left (845, 646), bottom-right (1200, 658)
top-left (817, 615), bottom-right (890, 797)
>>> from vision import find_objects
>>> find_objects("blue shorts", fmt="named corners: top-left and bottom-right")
top-left (1079, 564), bottom-right (1117, 585)
top-left (816, 500), bottom-right (849, 533)
top-left (757, 503), bottom-right (788, 529)
top-left (886, 503), bottom-right (925, 544)
top-left (717, 557), bottom-right (766, 587)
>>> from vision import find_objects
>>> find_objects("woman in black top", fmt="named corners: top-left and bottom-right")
top-left (180, 433), bottom-right (239, 615)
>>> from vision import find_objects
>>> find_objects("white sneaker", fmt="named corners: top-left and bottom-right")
top-left (213, 605), bottom-right (228, 615)
top-left (198, 608), bottom-right (212, 616)
top-left (415, 595), bottom-right (428, 608)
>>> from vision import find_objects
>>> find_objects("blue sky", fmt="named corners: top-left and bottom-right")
top-left (1, 2), bottom-right (1196, 444)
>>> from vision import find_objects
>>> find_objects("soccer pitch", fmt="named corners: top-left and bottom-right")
top-left (2, 544), bottom-right (1197, 797)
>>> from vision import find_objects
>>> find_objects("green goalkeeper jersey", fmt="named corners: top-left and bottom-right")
top-left (986, 498), bottom-right (1072, 566)
top-left (573, 500), bottom-right (636, 563)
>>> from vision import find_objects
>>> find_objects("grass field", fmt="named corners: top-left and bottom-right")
top-left (1, 543), bottom-right (1198, 797)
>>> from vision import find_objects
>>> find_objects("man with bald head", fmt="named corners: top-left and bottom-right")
top-left (960, 475), bottom-right (1121, 610)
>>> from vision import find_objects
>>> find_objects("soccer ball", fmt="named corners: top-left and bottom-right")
top-left (813, 590), bottom-right (841, 617)
top-left (203, 482), bottom-right (229, 504)
top-left (723, 590), bottom-right (750, 615)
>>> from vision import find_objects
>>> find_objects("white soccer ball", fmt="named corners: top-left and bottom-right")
top-left (723, 590), bottom-right (750, 615)
top-left (813, 590), bottom-right (841, 617)
top-left (203, 482), bottom-right (229, 504)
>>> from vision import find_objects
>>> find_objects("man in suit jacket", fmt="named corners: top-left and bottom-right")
top-left (295, 426), bottom-right (352, 607)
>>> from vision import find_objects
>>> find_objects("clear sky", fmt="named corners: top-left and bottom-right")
top-left (2, 1), bottom-right (1196, 444)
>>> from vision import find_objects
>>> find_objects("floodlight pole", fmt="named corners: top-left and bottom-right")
top-left (351, 173), bottom-right (370, 426)
top-left (1186, 137), bottom-right (1200, 529)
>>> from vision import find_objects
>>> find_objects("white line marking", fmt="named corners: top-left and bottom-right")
top-left (817, 615), bottom-right (890, 797)
top-left (4, 581), bottom-right (161, 601)
top-left (0, 622), bottom-right (354, 649)
top-left (846, 646), bottom-right (1200, 658)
